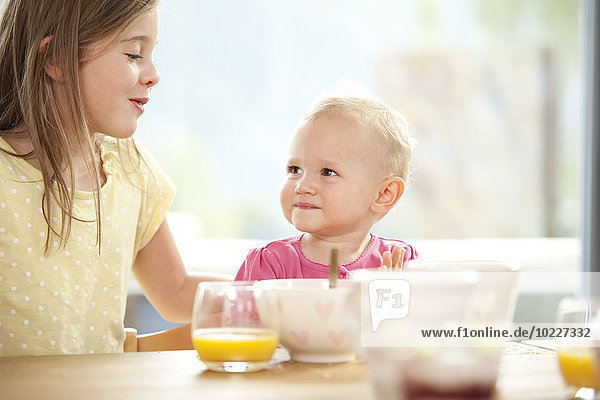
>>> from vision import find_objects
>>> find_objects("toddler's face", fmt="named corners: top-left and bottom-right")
top-left (78, 8), bottom-right (160, 138)
top-left (280, 115), bottom-right (385, 237)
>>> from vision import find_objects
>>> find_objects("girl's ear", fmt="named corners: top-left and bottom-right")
top-left (39, 36), bottom-right (61, 81)
top-left (371, 176), bottom-right (405, 215)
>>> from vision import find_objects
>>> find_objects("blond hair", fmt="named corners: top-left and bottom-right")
top-left (299, 93), bottom-right (415, 181)
top-left (0, 0), bottom-right (159, 252)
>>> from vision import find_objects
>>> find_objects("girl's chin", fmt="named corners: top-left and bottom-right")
top-left (98, 120), bottom-right (139, 138)
top-left (99, 129), bottom-right (136, 139)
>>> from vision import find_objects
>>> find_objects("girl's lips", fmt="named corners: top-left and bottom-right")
top-left (130, 98), bottom-right (148, 113)
top-left (295, 202), bottom-right (320, 210)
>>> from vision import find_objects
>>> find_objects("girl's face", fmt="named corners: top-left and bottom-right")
top-left (280, 115), bottom-right (384, 238)
top-left (78, 8), bottom-right (160, 138)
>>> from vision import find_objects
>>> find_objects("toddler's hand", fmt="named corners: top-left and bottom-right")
top-left (379, 247), bottom-right (406, 271)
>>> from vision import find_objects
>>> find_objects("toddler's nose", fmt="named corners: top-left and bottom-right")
top-left (294, 176), bottom-right (316, 195)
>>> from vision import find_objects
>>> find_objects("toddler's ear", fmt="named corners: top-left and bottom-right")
top-left (39, 36), bottom-right (62, 81)
top-left (371, 177), bottom-right (405, 215)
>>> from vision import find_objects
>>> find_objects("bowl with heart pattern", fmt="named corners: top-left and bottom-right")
top-left (254, 279), bottom-right (360, 363)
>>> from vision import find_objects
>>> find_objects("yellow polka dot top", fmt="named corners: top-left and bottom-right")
top-left (0, 135), bottom-right (175, 356)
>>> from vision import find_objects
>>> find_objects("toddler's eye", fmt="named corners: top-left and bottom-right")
top-left (287, 165), bottom-right (302, 174)
top-left (126, 53), bottom-right (142, 60)
top-left (321, 168), bottom-right (337, 177)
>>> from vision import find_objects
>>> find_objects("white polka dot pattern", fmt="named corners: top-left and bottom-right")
top-left (0, 135), bottom-right (175, 356)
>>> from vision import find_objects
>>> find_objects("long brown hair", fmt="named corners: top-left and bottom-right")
top-left (0, 0), bottom-right (159, 252)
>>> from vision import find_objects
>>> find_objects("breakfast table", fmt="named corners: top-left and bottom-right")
top-left (0, 342), bottom-right (569, 400)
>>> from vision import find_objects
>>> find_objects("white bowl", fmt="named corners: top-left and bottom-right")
top-left (254, 279), bottom-right (360, 363)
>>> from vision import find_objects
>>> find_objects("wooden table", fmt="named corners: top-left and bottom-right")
top-left (0, 343), bottom-right (569, 400)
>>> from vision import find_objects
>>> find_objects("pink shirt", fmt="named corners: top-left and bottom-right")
top-left (235, 234), bottom-right (419, 281)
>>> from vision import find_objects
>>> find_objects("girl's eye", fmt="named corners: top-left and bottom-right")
top-left (287, 165), bottom-right (302, 174)
top-left (321, 168), bottom-right (337, 177)
top-left (126, 53), bottom-right (143, 60)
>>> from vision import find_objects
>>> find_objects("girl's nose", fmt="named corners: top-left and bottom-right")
top-left (142, 60), bottom-right (160, 88)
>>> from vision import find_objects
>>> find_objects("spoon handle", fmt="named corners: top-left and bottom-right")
top-left (329, 247), bottom-right (339, 288)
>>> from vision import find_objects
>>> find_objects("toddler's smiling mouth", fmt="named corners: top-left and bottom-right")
top-left (295, 202), bottom-right (320, 210)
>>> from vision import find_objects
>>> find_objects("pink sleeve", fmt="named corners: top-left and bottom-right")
top-left (234, 247), bottom-right (281, 281)
top-left (405, 243), bottom-right (419, 262)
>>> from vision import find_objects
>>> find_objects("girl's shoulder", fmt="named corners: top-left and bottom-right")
top-left (97, 135), bottom-right (139, 164)
top-left (0, 136), bottom-right (41, 182)
top-left (97, 135), bottom-right (166, 177)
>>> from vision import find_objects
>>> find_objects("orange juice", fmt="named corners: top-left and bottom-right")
top-left (557, 348), bottom-right (600, 389)
top-left (192, 327), bottom-right (279, 363)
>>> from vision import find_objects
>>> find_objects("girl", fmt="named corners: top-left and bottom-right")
top-left (235, 93), bottom-right (419, 281)
top-left (0, 0), bottom-right (227, 357)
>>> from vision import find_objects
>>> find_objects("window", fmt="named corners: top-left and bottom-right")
top-left (139, 0), bottom-right (582, 241)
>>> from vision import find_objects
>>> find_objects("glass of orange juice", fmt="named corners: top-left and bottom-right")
top-left (191, 281), bottom-right (279, 373)
top-left (555, 296), bottom-right (600, 399)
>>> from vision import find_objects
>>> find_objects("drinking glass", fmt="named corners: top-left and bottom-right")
top-left (191, 281), bottom-right (279, 373)
top-left (556, 296), bottom-right (600, 399)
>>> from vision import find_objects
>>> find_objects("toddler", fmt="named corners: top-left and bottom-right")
top-left (236, 92), bottom-right (418, 280)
